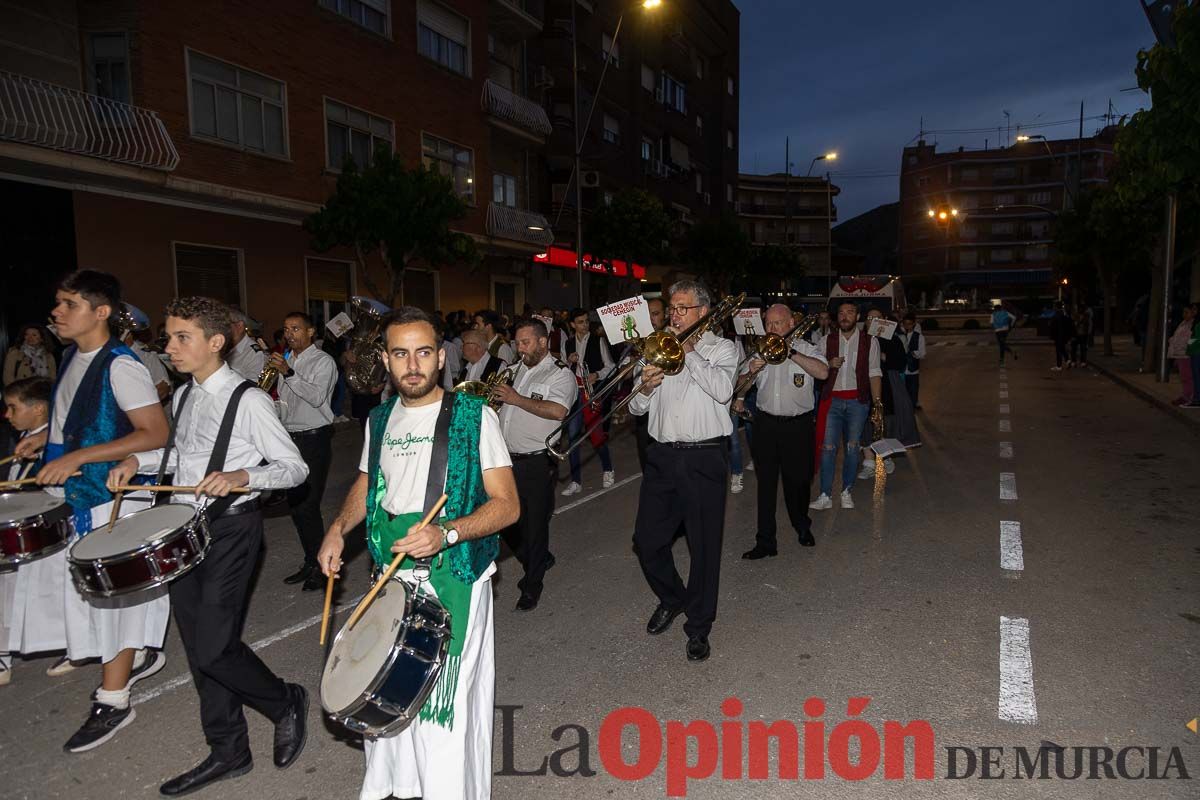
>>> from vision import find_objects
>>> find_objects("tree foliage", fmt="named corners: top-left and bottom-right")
top-left (682, 214), bottom-right (751, 295)
top-left (748, 244), bottom-right (806, 292)
top-left (585, 188), bottom-right (673, 266)
top-left (304, 149), bottom-right (478, 305)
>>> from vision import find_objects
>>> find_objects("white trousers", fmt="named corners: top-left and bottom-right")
top-left (0, 547), bottom-right (69, 655)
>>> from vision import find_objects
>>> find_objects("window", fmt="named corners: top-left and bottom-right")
top-left (1027, 190), bottom-right (1051, 205)
top-left (188, 50), bottom-right (287, 156)
top-left (913, 253), bottom-right (929, 267)
top-left (994, 193), bottom-right (1015, 206)
top-left (603, 191), bottom-right (614, 207)
top-left (422, 133), bottom-right (474, 201)
top-left (960, 167), bottom-right (979, 181)
top-left (726, 75), bottom-right (735, 96)
top-left (492, 173), bottom-right (517, 207)
top-left (641, 64), bottom-right (655, 92)
top-left (175, 243), bottom-right (242, 307)
top-left (602, 32), bottom-right (619, 66)
top-left (418, 0), bottom-right (469, 76)
top-left (87, 33), bottom-right (130, 104)
top-left (991, 248), bottom-right (1013, 263)
top-left (641, 137), bottom-right (653, 161)
top-left (917, 176), bottom-right (930, 187)
top-left (1029, 220), bottom-right (1050, 238)
top-left (993, 166), bottom-right (1016, 179)
top-left (659, 72), bottom-right (686, 114)
top-left (1025, 245), bottom-right (1048, 261)
top-left (726, 129), bottom-right (734, 149)
top-left (325, 99), bottom-right (393, 171)
top-left (960, 195), bottom-right (980, 210)
top-left (695, 172), bottom-right (702, 194)
top-left (961, 224), bottom-right (977, 239)
top-left (726, 183), bottom-right (733, 203)
top-left (319, 0), bottom-right (390, 35)
top-left (914, 227), bottom-right (930, 240)
top-left (668, 137), bottom-right (689, 169)
top-left (959, 250), bottom-right (978, 268)
top-left (694, 53), bottom-right (706, 79)
top-left (602, 113), bottom-right (620, 145)
top-left (991, 221), bottom-right (1014, 235)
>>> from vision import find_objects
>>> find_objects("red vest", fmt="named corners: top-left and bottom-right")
top-left (821, 329), bottom-right (872, 405)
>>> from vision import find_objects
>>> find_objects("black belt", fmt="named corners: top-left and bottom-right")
top-left (756, 410), bottom-right (814, 422)
top-left (289, 425), bottom-right (332, 438)
top-left (652, 436), bottom-right (726, 449)
top-left (218, 498), bottom-right (262, 518)
top-left (510, 449), bottom-right (550, 460)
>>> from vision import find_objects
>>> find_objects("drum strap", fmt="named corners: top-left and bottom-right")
top-left (412, 389), bottom-right (456, 575)
top-left (203, 381), bottom-right (256, 523)
top-left (153, 383), bottom-right (194, 507)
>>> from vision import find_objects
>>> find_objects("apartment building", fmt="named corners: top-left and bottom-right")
top-left (897, 127), bottom-right (1117, 297)
top-left (0, 0), bottom-right (555, 337)
top-left (736, 172), bottom-right (839, 294)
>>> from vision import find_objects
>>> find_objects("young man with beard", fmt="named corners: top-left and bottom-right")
top-left (318, 306), bottom-right (519, 800)
top-left (491, 319), bottom-right (577, 611)
top-left (107, 297), bottom-right (310, 794)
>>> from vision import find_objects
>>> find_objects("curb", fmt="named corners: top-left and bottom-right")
top-left (1088, 359), bottom-right (1200, 435)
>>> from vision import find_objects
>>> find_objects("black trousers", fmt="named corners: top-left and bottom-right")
top-left (500, 454), bottom-right (557, 597)
top-left (170, 512), bottom-right (292, 761)
top-left (288, 425), bottom-right (333, 566)
top-left (633, 441), bottom-right (727, 638)
top-left (749, 411), bottom-right (814, 548)
top-left (634, 414), bottom-right (650, 471)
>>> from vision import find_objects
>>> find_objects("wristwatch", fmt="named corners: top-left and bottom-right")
top-left (440, 523), bottom-right (460, 550)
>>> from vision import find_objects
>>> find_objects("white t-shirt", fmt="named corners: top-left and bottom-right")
top-left (50, 348), bottom-right (160, 444)
top-left (358, 398), bottom-right (512, 517)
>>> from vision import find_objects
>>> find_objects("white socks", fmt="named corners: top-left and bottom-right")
top-left (96, 687), bottom-right (130, 709)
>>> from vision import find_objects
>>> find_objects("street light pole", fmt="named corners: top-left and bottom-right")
top-left (826, 171), bottom-right (833, 294)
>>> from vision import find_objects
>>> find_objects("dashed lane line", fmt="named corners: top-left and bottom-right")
top-left (1000, 472), bottom-right (1018, 500)
top-left (1000, 521), bottom-right (1024, 571)
top-left (554, 472), bottom-right (642, 515)
top-left (999, 442), bottom-right (1013, 459)
top-left (999, 616), bottom-right (1038, 724)
top-left (999, 419), bottom-right (1011, 432)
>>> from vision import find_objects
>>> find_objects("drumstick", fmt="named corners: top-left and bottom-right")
top-left (0, 472), bottom-right (83, 489)
top-left (319, 572), bottom-right (337, 646)
top-left (0, 454), bottom-right (18, 467)
top-left (106, 491), bottom-right (124, 533)
top-left (111, 484), bottom-right (252, 494)
top-left (345, 493), bottom-right (448, 631)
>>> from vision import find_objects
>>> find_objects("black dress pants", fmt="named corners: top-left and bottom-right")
top-left (634, 414), bottom-right (650, 471)
top-left (749, 411), bottom-right (814, 549)
top-left (501, 453), bottom-right (556, 597)
top-left (288, 425), bottom-right (333, 566)
top-left (633, 441), bottom-right (727, 638)
top-left (170, 511), bottom-right (292, 761)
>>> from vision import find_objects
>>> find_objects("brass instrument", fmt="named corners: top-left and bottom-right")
top-left (453, 366), bottom-right (515, 410)
top-left (870, 399), bottom-right (885, 442)
top-left (256, 339), bottom-right (280, 391)
top-left (546, 292), bottom-right (746, 460)
top-left (344, 296), bottom-right (391, 394)
top-left (730, 313), bottom-right (820, 401)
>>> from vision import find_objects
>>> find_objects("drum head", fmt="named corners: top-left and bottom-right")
top-left (70, 504), bottom-right (197, 560)
top-left (321, 578), bottom-right (410, 713)
top-left (0, 491), bottom-right (66, 524)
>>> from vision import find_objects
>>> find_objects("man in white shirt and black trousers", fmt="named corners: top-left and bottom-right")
top-left (226, 308), bottom-right (267, 383)
top-left (108, 297), bottom-right (310, 795)
top-left (737, 304), bottom-right (829, 559)
top-left (270, 312), bottom-right (338, 591)
top-left (492, 318), bottom-right (577, 611)
top-left (560, 307), bottom-right (616, 495)
top-left (629, 280), bottom-right (738, 662)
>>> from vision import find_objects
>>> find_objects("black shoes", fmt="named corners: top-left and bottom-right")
top-left (301, 572), bottom-right (325, 592)
top-left (283, 565), bottom-right (314, 585)
top-left (64, 702), bottom-right (135, 753)
top-left (686, 635), bottom-right (711, 662)
top-left (798, 530), bottom-right (816, 547)
top-left (515, 591), bottom-right (539, 611)
top-left (741, 544), bottom-right (777, 560)
top-left (646, 604), bottom-right (683, 635)
top-left (273, 684), bottom-right (308, 769)
top-left (160, 752), bottom-right (253, 796)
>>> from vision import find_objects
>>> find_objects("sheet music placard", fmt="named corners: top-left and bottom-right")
top-left (867, 318), bottom-right (898, 340)
top-left (597, 296), bottom-right (653, 344)
top-left (326, 312), bottom-right (354, 339)
top-left (735, 308), bottom-right (765, 336)
top-left (870, 438), bottom-right (907, 458)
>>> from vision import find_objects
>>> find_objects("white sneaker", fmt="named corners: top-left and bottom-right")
top-left (730, 474), bottom-right (743, 494)
top-left (858, 460), bottom-right (876, 480)
top-left (1050, 366), bottom-right (1062, 372)
top-left (884, 458), bottom-right (895, 475)
top-left (744, 461), bottom-right (755, 472)
top-left (47, 655), bottom-right (77, 677)
top-left (602, 471), bottom-right (615, 488)
top-left (809, 493), bottom-right (832, 510)
top-left (0, 662), bottom-right (11, 686)
top-left (561, 481), bottom-right (582, 496)
top-left (840, 489), bottom-right (855, 509)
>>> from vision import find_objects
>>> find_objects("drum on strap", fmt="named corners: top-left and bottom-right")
top-left (68, 504), bottom-right (210, 598)
top-left (320, 576), bottom-right (450, 738)
top-left (0, 490), bottom-right (73, 568)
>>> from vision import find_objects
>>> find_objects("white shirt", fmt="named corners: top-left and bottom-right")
top-left (897, 329), bottom-right (927, 375)
top-left (809, 326), bottom-right (834, 347)
top-left (7, 424), bottom-right (47, 481)
top-left (463, 354), bottom-right (506, 383)
top-left (279, 344), bottom-right (337, 432)
top-left (487, 335), bottom-right (516, 365)
top-left (628, 331), bottom-right (737, 442)
top-left (358, 395), bottom-right (511, 517)
top-left (134, 364), bottom-right (308, 508)
top-left (227, 335), bottom-right (266, 383)
top-left (822, 329), bottom-right (883, 393)
top-left (747, 339), bottom-right (827, 417)
top-left (498, 354), bottom-right (578, 454)
top-left (560, 333), bottom-right (616, 382)
top-left (440, 339), bottom-right (464, 391)
top-left (131, 341), bottom-right (170, 390)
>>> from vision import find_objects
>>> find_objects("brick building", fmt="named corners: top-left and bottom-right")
top-left (897, 127), bottom-right (1117, 299)
top-left (736, 172), bottom-right (839, 295)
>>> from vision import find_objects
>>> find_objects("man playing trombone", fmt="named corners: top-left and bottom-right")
top-left (736, 304), bottom-right (829, 559)
top-left (628, 280), bottom-right (738, 662)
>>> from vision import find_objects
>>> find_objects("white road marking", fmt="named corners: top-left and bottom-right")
top-left (1000, 472), bottom-right (1018, 500)
top-left (1000, 382), bottom-right (1008, 389)
top-left (555, 473), bottom-right (642, 515)
top-left (1000, 521), bottom-right (1024, 571)
top-left (1000, 390), bottom-right (1009, 399)
top-left (1000, 404), bottom-right (1010, 414)
top-left (999, 442), bottom-right (1013, 459)
top-left (999, 616), bottom-right (1038, 724)
top-left (999, 419), bottom-right (1011, 432)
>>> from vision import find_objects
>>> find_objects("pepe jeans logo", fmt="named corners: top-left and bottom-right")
top-left (383, 432), bottom-right (435, 452)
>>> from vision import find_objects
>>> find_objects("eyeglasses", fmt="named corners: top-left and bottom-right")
top-left (667, 305), bottom-right (701, 316)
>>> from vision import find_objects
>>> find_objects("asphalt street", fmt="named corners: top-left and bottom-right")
top-left (2, 330), bottom-right (1197, 799)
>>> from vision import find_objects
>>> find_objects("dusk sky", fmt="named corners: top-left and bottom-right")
top-left (736, 0), bottom-right (1157, 221)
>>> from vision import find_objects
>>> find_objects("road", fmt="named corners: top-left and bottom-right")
top-left (2, 330), bottom-right (1197, 799)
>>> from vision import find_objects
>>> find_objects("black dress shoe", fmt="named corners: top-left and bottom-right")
top-left (686, 635), bottom-right (711, 662)
top-left (798, 530), bottom-right (816, 547)
top-left (300, 572), bottom-right (325, 592)
top-left (283, 565), bottom-right (313, 585)
top-left (160, 752), bottom-right (252, 796)
top-left (273, 684), bottom-right (308, 769)
top-left (741, 544), bottom-right (778, 560)
top-left (515, 591), bottom-right (539, 611)
top-left (646, 604), bottom-right (683, 635)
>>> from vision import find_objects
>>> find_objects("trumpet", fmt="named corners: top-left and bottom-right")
top-left (256, 339), bottom-right (280, 391)
top-left (546, 293), bottom-right (746, 460)
top-left (729, 314), bottom-right (820, 400)
top-left (453, 366), bottom-right (515, 410)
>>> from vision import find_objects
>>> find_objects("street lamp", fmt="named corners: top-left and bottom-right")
top-left (807, 151), bottom-right (837, 177)
top-left (570, 0), bottom-right (662, 309)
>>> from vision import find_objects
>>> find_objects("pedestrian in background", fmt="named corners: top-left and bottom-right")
top-left (3, 324), bottom-right (57, 386)
top-left (1050, 302), bottom-right (1073, 372)
top-left (897, 313), bottom-right (925, 410)
top-left (1188, 302), bottom-right (1200, 408)
top-left (991, 304), bottom-right (1017, 367)
top-left (1168, 303), bottom-right (1196, 406)
top-left (1069, 308), bottom-right (1090, 367)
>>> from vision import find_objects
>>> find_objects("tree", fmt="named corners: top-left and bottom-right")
top-left (682, 214), bottom-right (751, 296)
top-left (585, 188), bottom-right (673, 267)
top-left (304, 149), bottom-right (478, 306)
top-left (747, 244), bottom-right (806, 295)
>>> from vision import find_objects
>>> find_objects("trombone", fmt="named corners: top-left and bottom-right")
top-left (545, 293), bottom-right (746, 460)
top-left (729, 313), bottom-right (820, 400)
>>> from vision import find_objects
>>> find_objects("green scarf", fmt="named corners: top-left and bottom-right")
top-left (364, 392), bottom-right (498, 728)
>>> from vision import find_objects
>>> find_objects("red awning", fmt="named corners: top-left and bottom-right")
top-left (533, 246), bottom-right (647, 280)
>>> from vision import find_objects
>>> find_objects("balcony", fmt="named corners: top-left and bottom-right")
top-left (739, 203), bottom-right (834, 219)
top-left (0, 71), bottom-right (178, 171)
top-left (482, 79), bottom-right (552, 142)
top-left (491, 0), bottom-right (544, 39)
top-left (486, 202), bottom-right (554, 247)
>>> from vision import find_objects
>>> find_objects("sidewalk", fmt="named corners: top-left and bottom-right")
top-left (1086, 334), bottom-right (1200, 434)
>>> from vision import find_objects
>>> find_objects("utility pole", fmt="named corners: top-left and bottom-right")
top-left (784, 137), bottom-right (790, 299)
top-left (826, 171), bottom-right (833, 294)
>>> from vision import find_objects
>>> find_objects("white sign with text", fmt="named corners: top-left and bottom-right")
top-left (734, 308), bottom-right (765, 336)
top-left (867, 318), bottom-right (898, 340)
top-left (596, 296), bottom-right (653, 344)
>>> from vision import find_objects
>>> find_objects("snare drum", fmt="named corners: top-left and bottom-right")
top-left (68, 505), bottom-right (210, 598)
top-left (321, 576), bottom-right (450, 738)
top-left (0, 491), bottom-right (73, 568)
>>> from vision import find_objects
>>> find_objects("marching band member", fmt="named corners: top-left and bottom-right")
top-left (560, 308), bottom-right (616, 495)
top-left (15, 270), bottom-right (171, 752)
top-left (736, 305), bottom-right (829, 559)
top-left (456, 328), bottom-right (507, 388)
top-left (473, 309), bottom-right (516, 363)
top-left (226, 308), bottom-right (267, 383)
top-left (0, 377), bottom-right (60, 687)
top-left (271, 312), bottom-right (337, 592)
top-left (492, 318), bottom-right (577, 611)
top-left (119, 303), bottom-right (171, 401)
top-left (628, 280), bottom-right (737, 662)
top-left (318, 306), bottom-right (519, 800)
top-left (107, 297), bottom-right (309, 795)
